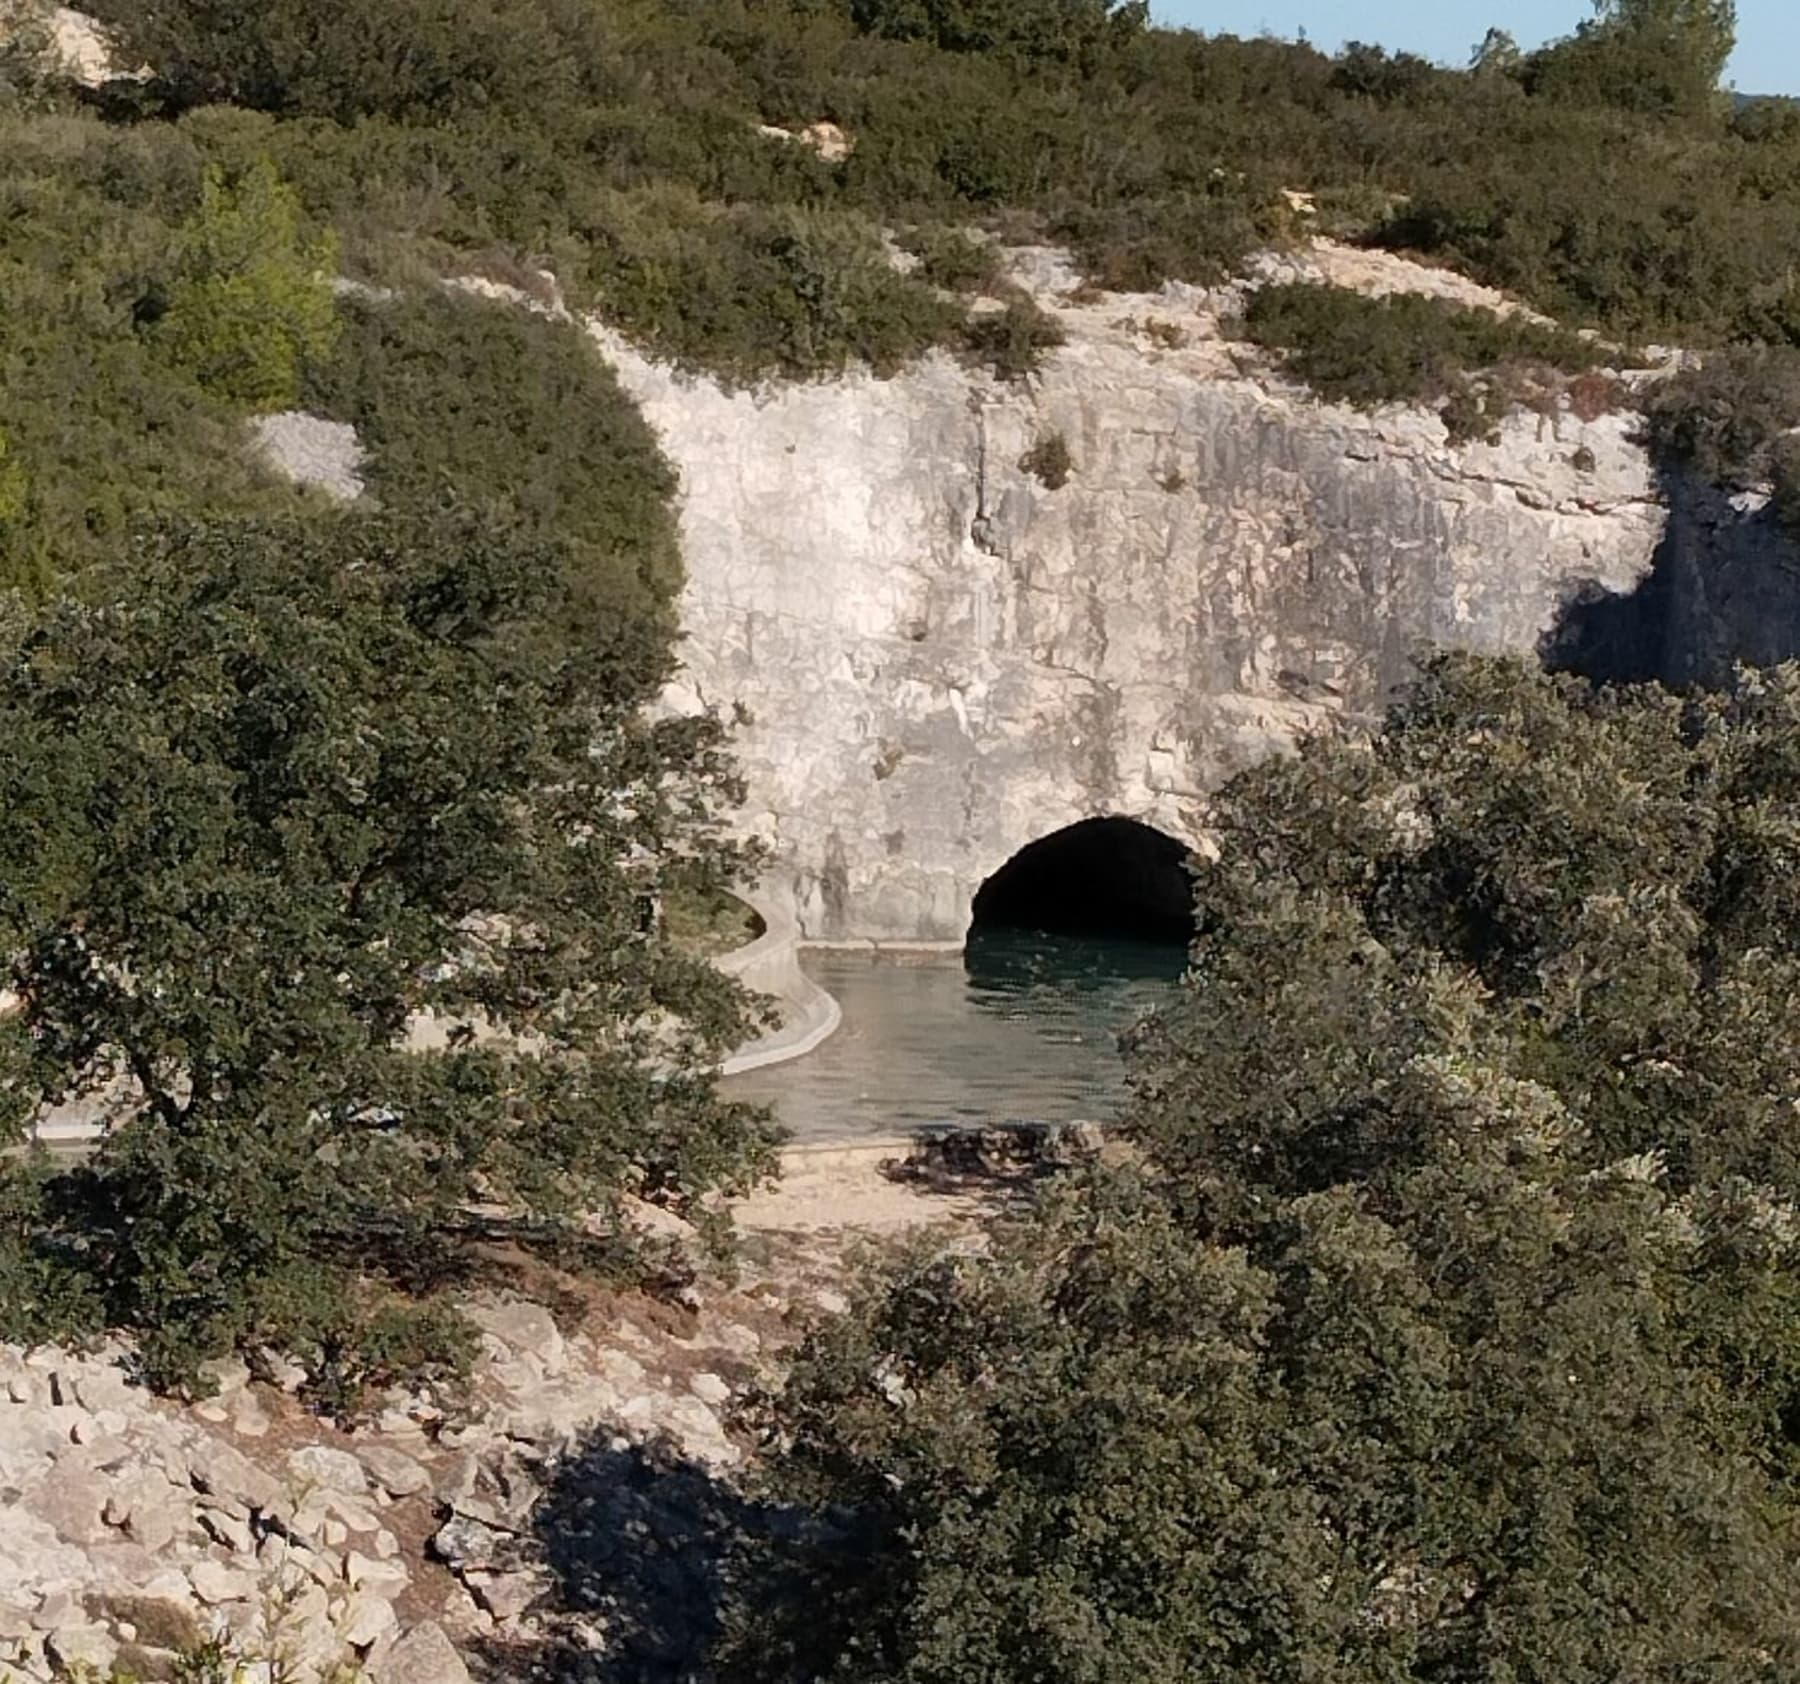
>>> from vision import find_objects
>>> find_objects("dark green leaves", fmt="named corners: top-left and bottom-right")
top-left (0, 514), bottom-right (775, 1392)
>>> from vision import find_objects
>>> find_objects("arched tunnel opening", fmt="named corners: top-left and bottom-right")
top-left (968, 817), bottom-right (1197, 945)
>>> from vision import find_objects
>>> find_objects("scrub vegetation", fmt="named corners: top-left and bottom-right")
top-left (0, 0), bottom-right (1794, 588)
top-left (725, 655), bottom-right (1800, 1681)
top-left (3, 9), bottom-right (1800, 1669)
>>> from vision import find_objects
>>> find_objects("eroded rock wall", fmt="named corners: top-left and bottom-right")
top-left (595, 257), bottom-right (1666, 942)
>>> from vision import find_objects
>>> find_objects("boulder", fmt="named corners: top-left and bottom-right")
top-left (188, 1561), bottom-right (257, 1606)
top-left (368, 1621), bottom-right (470, 1684)
top-left (429, 1514), bottom-right (529, 1576)
top-left (689, 1372), bottom-right (733, 1407)
top-left (467, 1570), bottom-right (545, 1622)
top-left (336, 1589), bottom-right (399, 1649)
top-left (343, 1551), bottom-right (410, 1595)
top-left (189, 1442), bottom-right (286, 1520)
top-left (24, 1464), bottom-right (112, 1545)
top-left (45, 1623), bottom-right (117, 1675)
top-left (357, 1445), bottom-right (431, 1499)
top-left (464, 1300), bottom-right (565, 1375)
top-left (288, 1444), bottom-right (369, 1495)
top-left (109, 1470), bottom-right (186, 1553)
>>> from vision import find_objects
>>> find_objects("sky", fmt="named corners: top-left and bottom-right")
top-left (1152, 2), bottom-right (1800, 97)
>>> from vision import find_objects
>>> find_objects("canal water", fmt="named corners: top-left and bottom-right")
top-left (723, 930), bottom-right (1188, 1144)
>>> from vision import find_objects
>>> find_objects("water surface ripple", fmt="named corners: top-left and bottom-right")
top-left (724, 931), bottom-right (1187, 1144)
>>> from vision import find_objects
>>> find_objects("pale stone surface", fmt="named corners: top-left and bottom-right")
top-left (464, 1299), bottom-right (566, 1375)
top-left (337, 1589), bottom-right (400, 1649)
top-left (288, 1444), bottom-right (370, 1495)
top-left (689, 1371), bottom-right (733, 1407)
top-left (358, 1444), bottom-right (432, 1497)
top-left (45, 1622), bottom-right (117, 1673)
top-left (188, 1560), bottom-right (257, 1605)
top-left (467, 1570), bottom-right (545, 1621)
top-left (594, 249), bottom-right (1666, 940)
top-left (252, 412), bottom-right (367, 503)
top-left (369, 1622), bottom-right (471, 1684)
top-left (0, 1291), bottom-right (779, 1679)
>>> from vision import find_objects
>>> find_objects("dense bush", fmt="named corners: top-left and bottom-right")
top-left (575, 190), bottom-right (962, 383)
top-left (1019, 430), bottom-right (1072, 489)
top-left (724, 657), bottom-right (1800, 1681)
top-left (0, 514), bottom-right (775, 1394)
top-left (841, 0), bottom-right (1147, 68)
top-left (961, 293), bottom-right (1066, 380)
top-left (301, 289), bottom-right (684, 682)
top-left (899, 224), bottom-right (1001, 293)
top-left (83, 0), bottom-right (585, 123)
top-left (1523, 0), bottom-right (1737, 118)
top-left (68, 0), bottom-right (1800, 365)
top-left (1241, 283), bottom-right (1603, 419)
top-left (0, 113), bottom-right (310, 589)
top-left (155, 159), bottom-right (339, 409)
top-left (1645, 345), bottom-right (1800, 482)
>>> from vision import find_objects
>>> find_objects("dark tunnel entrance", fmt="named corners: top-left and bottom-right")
top-left (968, 817), bottom-right (1197, 945)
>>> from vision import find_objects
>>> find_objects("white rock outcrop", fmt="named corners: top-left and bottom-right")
top-left (595, 252), bottom-right (1666, 941)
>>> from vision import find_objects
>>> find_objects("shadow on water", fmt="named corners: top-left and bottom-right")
top-left (961, 925), bottom-right (1188, 995)
top-left (1545, 465), bottom-right (1800, 688)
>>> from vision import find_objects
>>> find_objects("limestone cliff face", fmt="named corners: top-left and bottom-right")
top-left (593, 253), bottom-right (1666, 943)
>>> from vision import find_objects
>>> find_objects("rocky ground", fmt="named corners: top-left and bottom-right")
top-left (0, 1150), bottom-right (1024, 1683)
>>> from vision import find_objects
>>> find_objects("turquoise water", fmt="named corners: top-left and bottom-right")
top-left (723, 931), bottom-right (1187, 1144)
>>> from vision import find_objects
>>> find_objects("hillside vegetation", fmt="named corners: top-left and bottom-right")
top-left (5, 7), bottom-right (1800, 1675)
top-left (1, 0), bottom-right (1799, 592)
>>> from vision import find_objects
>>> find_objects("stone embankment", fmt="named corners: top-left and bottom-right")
top-left (0, 1276), bottom-right (798, 1681)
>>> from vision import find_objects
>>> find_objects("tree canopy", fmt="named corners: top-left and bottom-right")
top-left (724, 658), bottom-right (1800, 1682)
top-left (0, 514), bottom-right (775, 1395)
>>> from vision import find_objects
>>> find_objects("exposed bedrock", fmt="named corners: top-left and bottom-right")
top-left (595, 266), bottom-right (1678, 942)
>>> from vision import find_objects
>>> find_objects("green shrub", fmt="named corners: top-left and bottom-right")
top-left (1241, 282), bottom-right (1603, 418)
top-left (723, 656), bottom-right (1800, 1682)
top-left (1019, 430), bottom-right (1073, 489)
top-left (728, 1160), bottom-right (1800, 1682)
top-left (0, 116), bottom-right (309, 586)
top-left (88, 0), bottom-right (583, 124)
top-left (155, 158), bottom-right (340, 410)
top-left (1644, 345), bottom-right (1800, 488)
top-left (66, 0), bottom-right (1800, 359)
top-left (962, 293), bottom-right (1066, 380)
top-left (300, 288), bottom-right (683, 688)
top-left (1052, 183), bottom-right (1282, 293)
top-left (901, 224), bottom-right (1001, 293)
top-left (843, 0), bottom-right (1147, 68)
top-left (577, 188), bottom-right (962, 383)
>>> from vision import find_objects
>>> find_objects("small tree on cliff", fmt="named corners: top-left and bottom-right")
top-left (0, 513), bottom-right (775, 1393)
top-left (720, 657), bottom-right (1800, 1682)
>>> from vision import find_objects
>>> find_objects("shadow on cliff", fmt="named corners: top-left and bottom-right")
top-left (1545, 465), bottom-right (1800, 687)
top-left (472, 1434), bottom-right (852, 1684)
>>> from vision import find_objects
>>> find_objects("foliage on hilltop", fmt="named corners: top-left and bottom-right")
top-left (0, 0), bottom-right (1794, 580)
top-left (1239, 283), bottom-right (1609, 435)
top-left (64, 0), bottom-right (1795, 357)
top-left (722, 656), bottom-right (1800, 1682)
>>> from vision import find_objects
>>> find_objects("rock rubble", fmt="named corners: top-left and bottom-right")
top-left (0, 1286), bottom-right (770, 1681)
